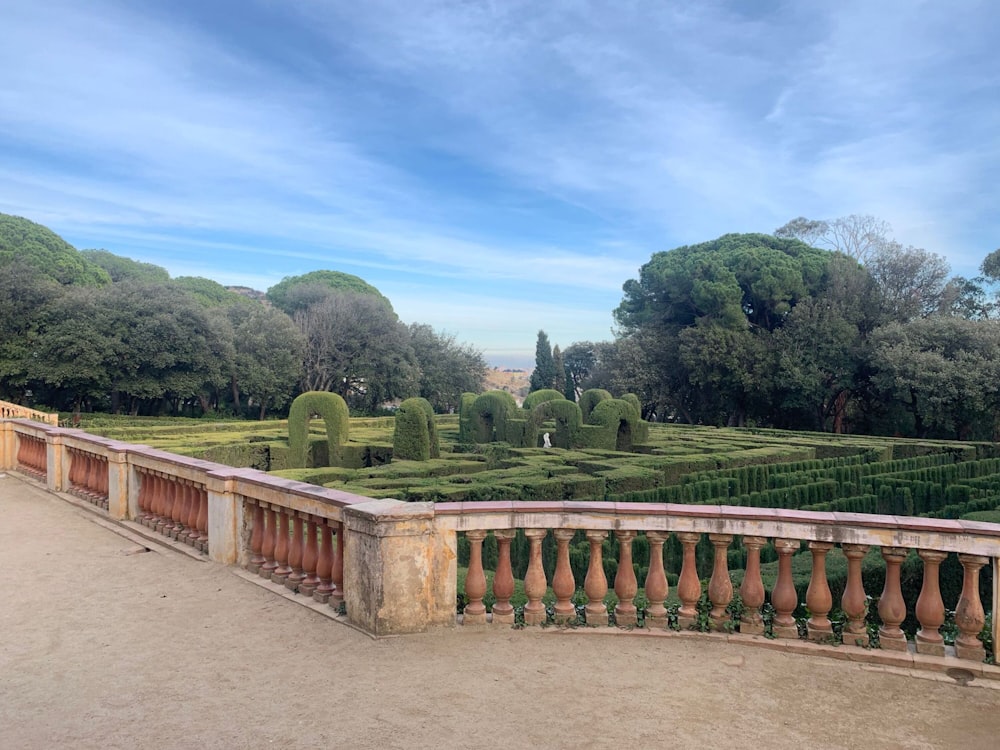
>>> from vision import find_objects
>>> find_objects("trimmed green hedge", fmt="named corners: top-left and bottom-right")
top-left (393, 397), bottom-right (439, 461)
top-left (287, 391), bottom-right (348, 469)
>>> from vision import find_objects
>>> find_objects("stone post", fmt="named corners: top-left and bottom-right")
top-left (341, 499), bottom-right (456, 637)
top-left (205, 470), bottom-right (243, 565)
top-left (805, 541), bottom-right (834, 641)
top-left (0, 421), bottom-right (13, 470)
top-left (491, 530), bottom-right (516, 626)
top-left (878, 547), bottom-right (909, 652)
top-left (46, 430), bottom-right (64, 492)
top-left (106, 443), bottom-right (131, 520)
top-left (841, 543), bottom-right (870, 647)
top-left (707, 533), bottom-right (733, 631)
top-left (915, 549), bottom-right (947, 656)
top-left (644, 531), bottom-right (669, 629)
top-left (771, 539), bottom-right (799, 639)
top-left (583, 530), bottom-right (608, 626)
top-left (955, 554), bottom-right (988, 662)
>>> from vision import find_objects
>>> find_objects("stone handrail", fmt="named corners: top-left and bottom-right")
top-left (0, 399), bottom-right (58, 425)
top-left (3, 416), bottom-right (999, 674)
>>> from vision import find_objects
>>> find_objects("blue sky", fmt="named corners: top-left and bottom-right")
top-left (2, 1), bottom-right (998, 368)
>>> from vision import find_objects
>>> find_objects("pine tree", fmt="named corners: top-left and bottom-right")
top-left (529, 330), bottom-right (556, 392)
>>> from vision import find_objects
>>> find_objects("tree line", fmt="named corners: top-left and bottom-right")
top-left (530, 216), bottom-right (1000, 441)
top-left (0, 214), bottom-right (486, 417)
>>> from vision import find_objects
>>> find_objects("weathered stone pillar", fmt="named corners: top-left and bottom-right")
top-left (878, 547), bottom-right (909, 652)
top-left (0, 421), bottom-right (13, 470)
top-left (341, 499), bottom-right (456, 636)
top-left (583, 530), bottom-right (608, 626)
top-left (330, 521), bottom-right (345, 607)
top-left (806, 541), bottom-right (834, 641)
top-left (491, 530), bottom-right (516, 625)
top-left (46, 431), bottom-right (64, 492)
top-left (260, 506), bottom-right (278, 578)
top-left (955, 554), bottom-right (988, 661)
top-left (915, 549), bottom-right (947, 656)
top-left (272, 508), bottom-right (292, 584)
top-left (106, 444), bottom-right (130, 520)
top-left (771, 539), bottom-right (799, 639)
top-left (463, 529), bottom-right (488, 625)
top-left (841, 543), bottom-right (869, 647)
top-left (205, 471), bottom-right (242, 565)
top-left (676, 532), bottom-right (702, 630)
top-left (644, 531), bottom-right (669, 629)
top-left (739, 536), bottom-right (767, 635)
top-left (613, 530), bottom-right (638, 626)
top-left (285, 513), bottom-right (306, 590)
top-left (552, 528), bottom-right (577, 624)
top-left (708, 533), bottom-right (733, 631)
top-left (522, 528), bottom-right (548, 626)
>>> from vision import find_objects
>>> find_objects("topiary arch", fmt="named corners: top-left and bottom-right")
top-left (287, 391), bottom-right (349, 468)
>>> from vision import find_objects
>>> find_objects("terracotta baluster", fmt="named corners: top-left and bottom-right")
top-left (583, 530), bottom-right (608, 626)
top-left (185, 484), bottom-right (201, 545)
top-left (247, 502), bottom-right (266, 574)
top-left (806, 541), bottom-right (834, 641)
top-left (676, 532), bottom-right (702, 629)
top-left (914, 549), bottom-right (947, 656)
top-left (148, 473), bottom-right (163, 526)
top-left (156, 477), bottom-right (174, 534)
top-left (98, 458), bottom-right (109, 500)
top-left (552, 529), bottom-right (577, 624)
top-left (313, 519), bottom-right (334, 603)
top-left (136, 471), bottom-right (150, 522)
top-left (68, 449), bottom-right (79, 491)
top-left (878, 547), bottom-right (908, 651)
top-left (644, 531), bottom-right (669, 629)
top-left (771, 539), bottom-right (799, 638)
top-left (299, 516), bottom-right (320, 597)
top-left (85, 453), bottom-right (98, 498)
top-left (491, 530), bottom-right (516, 625)
top-left (708, 534), bottom-right (734, 631)
top-left (259, 506), bottom-right (278, 578)
top-left (740, 536), bottom-right (767, 635)
top-left (613, 530), bottom-right (638, 626)
top-left (463, 530), bottom-right (488, 624)
top-left (285, 513), bottom-right (306, 591)
top-left (272, 508), bottom-right (292, 584)
top-left (330, 521), bottom-right (345, 608)
top-left (195, 488), bottom-right (209, 551)
top-left (16, 436), bottom-right (27, 473)
top-left (171, 481), bottom-right (187, 538)
top-left (955, 554), bottom-right (988, 661)
top-left (522, 528), bottom-right (548, 625)
top-left (841, 544), bottom-right (870, 647)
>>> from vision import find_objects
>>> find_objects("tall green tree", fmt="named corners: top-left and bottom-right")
top-left (408, 324), bottom-right (487, 413)
top-left (529, 330), bottom-right (556, 392)
top-left (552, 344), bottom-right (566, 396)
top-left (615, 233), bottom-right (834, 426)
top-left (227, 304), bottom-right (304, 419)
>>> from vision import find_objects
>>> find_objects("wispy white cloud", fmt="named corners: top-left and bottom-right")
top-left (1, 0), bottom-right (998, 361)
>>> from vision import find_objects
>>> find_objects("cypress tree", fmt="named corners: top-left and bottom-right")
top-left (529, 330), bottom-right (556, 392)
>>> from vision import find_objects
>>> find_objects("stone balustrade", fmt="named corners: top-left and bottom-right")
top-left (0, 398), bottom-right (58, 425)
top-left (3, 416), bottom-right (999, 676)
top-left (437, 501), bottom-right (1000, 665)
top-left (67, 446), bottom-right (110, 510)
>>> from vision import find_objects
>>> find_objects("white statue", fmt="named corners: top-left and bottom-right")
top-left (542, 432), bottom-right (551, 448)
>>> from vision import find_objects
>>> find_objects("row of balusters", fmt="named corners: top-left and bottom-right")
top-left (462, 528), bottom-right (991, 661)
top-left (67, 448), bottom-right (109, 510)
top-left (136, 470), bottom-right (209, 552)
top-left (245, 501), bottom-right (345, 607)
top-left (15, 434), bottom-right (47, 480)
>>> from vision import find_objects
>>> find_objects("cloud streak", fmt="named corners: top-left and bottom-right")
top-left (1, 0), bottom-right (998, 362)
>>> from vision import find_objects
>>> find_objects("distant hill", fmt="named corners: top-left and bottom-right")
top-left (483, 366), bottom-right (531, 402)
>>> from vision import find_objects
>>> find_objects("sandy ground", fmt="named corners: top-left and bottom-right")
top-left (2, 472), bottom-right (999, 750)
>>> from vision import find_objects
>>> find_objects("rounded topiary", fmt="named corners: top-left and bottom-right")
top-left (579, 388), bottom-right (613, 421)
top-left (472, 390), bottom-right (519, 443)
top-left (458, 392), bottom-right (478, 443)
top-left (393, 397), bottom-right (439, 461)
top-left (522, 389), bottom-right (565, 411)
top-left (287, 391), bottom-right (349, 469)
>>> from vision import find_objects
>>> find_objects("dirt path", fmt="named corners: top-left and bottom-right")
top-left (1, 472), bottom-right (998, 750)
